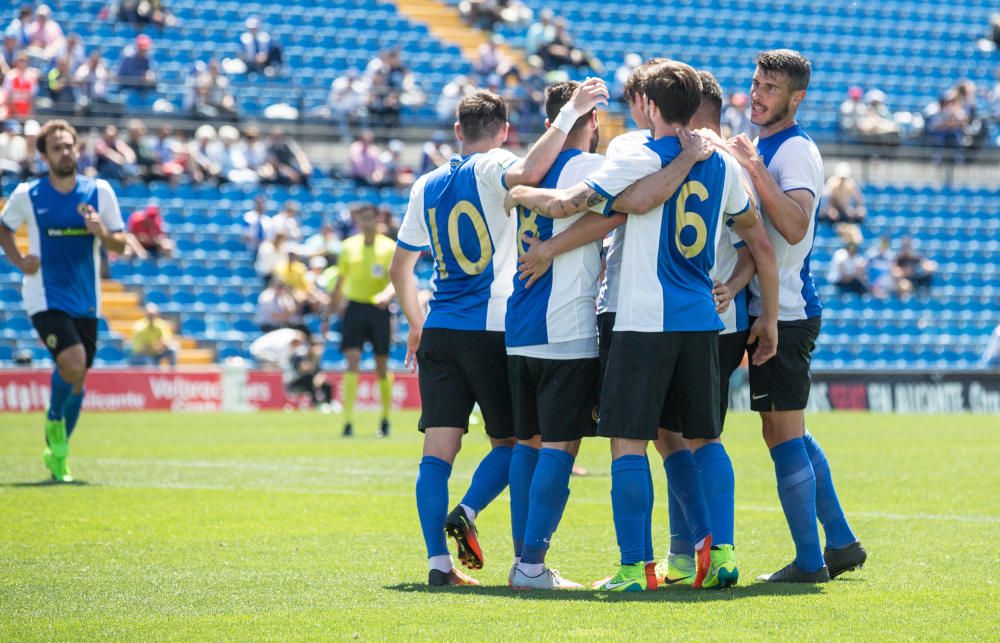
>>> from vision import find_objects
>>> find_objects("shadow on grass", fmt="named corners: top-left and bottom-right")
top-left (0, 479), bottom-right (91, 488)
top-left (385, 581), bottom-right (823, 602)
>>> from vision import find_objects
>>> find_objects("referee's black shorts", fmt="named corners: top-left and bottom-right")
top-left (508, 355), bottom-right (599, 442)
top-left (599, 330), bottom-right (721, 442)
top-left (748, 317), bottom-right (821, 412)
top-left (31, 309), bottom-right (98, 368)
top-left (415, 328), bottom-right (515, 440)
top-left (341, 301), bottom-right (391, 355)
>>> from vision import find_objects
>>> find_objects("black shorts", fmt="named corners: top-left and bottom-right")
top-left (31, 310), bottom-right (98, 368)
top-left (719, 330), bottom-right (749, 427)
top-left (341, 301), bottom-right (391, 355)
top-left (599, 331), bottom-right (720, 441)
top-left (597, 312), bottom-right (616, 375)
top-left (416, 328), bottom-right (515, 440)
top-left (508, 355), bottom-right (599, 442)
top-left (748, 317), bottom-right (821, 412)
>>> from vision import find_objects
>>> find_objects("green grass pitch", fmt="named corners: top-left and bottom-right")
top-left (1, 411), bottom-right (997, 640)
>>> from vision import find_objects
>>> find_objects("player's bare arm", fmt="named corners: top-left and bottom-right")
top-left (389, 248), bottom-right (425, 372)
top-left (83, 206), bottom-right (127, 254)
top-left (730, 206), bottom-right (779, 365)
top-left (319, 274), bottom-right (345, 335)
top-left (611, 129), bottom-right (712, 213)
top-left (728, 133), bottom-right (812, 244)
top-left (503, 78), bottom-right (609, 188)
top-left (0, 225), bottom-right (40, 275)
top-left (517, 213), bottom-right (626, 288)
top-left (506, 182), bottom-right (606, 219)
top-left (724, 245), bottom-right (756, 295)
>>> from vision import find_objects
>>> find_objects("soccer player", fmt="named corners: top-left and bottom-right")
top-left (390, 81), bottom-right (609, 586)
top-left (725, 49), bottom-right (866, 582)
top-left (505, 81), bottom-right (612, 591)
top-left (320, 204), bottom-right (396, 438)
top-left (508, 60), bottom-right (763, 591)
top-left (0, 119), bottom-right (126, 482)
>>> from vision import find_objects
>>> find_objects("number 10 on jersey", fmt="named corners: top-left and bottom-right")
top-left (428, 200), bottom-right (494, 279)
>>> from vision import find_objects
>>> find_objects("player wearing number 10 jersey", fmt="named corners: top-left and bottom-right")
top-left (390, 83), bottom-right (609, 587)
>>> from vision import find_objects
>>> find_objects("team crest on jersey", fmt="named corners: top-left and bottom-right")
top-left (76, 203), bottom-right (91, 217)
top-left (46, 334), bottom-right (58, 349)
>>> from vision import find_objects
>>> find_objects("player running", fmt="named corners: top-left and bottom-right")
top-left (508, 60), bottom-right (766, 592)
top-left (505, 81), bottom-right (611, 591)
top-left (320, 204), bottom-right (396, 438)
top-left (725, 50), bottom-right (866, 582)
top-left (390, 81), bottom-right (609, 586)
top-left (0, 119), bottom-right (126, 482)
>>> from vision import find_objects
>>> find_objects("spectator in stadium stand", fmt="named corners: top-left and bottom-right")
top-left (322, 69), bottom-right (370, 142)
top-left (3, 52), bottom-right (38, 117)
top-left (73, 49), bottom-right (116, 113)
top-left (264, 128), bottom-right (312, 187)
top-left (6, 6), bottom-right (32, 50)
top-left (301, 222), bottom-right (342, 261)
top-left (24, 4), bottom-right (64, 66)
top-left (241, 124), bottom-right (269, 176)
top-left (893, 236), bottom-right (936, 292)
top-left (124, 119), bottom-right (158, 182)
top-left (118, 0), bottom-right (176, 29)
top-left (188, 124), bottom-right (222, 184)
top-left (117, 34), bottom-right (156, 91)
top-left (838, 86), bottom-right (864, 134)
top-left (418, 131), bottom-right (452, 176)
top-left (46, 55), bottom-right (78, 110)
top-left (255, 279), bottom-right (301, 333)
top-left (820, 162), bottom-right (866, 225)
top-left (18, 118), bottom-right (45, 177)
top-left (827, 241), bottom-right (871, 296)
top-left (723, 92), bottom-right (753, 138)
top-left (538, 17), bottom-right (600, 71)
top-left (0, 119), bottom-right (24, 176)
top-left (127, 204), bottom-right (174, 260)
top-left (130, 304), bottom-right (178, 368)
top-left (436, 74), bottom-right (475, 124)
top-left (1, 33), bottom-right (18, 74)
top-left (242, 194), bottom-right (271, 256)
top-left (190, 59), bottom-right (238, 121)
top-left (250, 329), bottom-right (332, 410)
top-left (275, 249), bottom-right (329, 322)
top-left (375, 205), bottom-right (399, 240)
top-left (56, 33), bottom-right (85, 71)
top-left (94, 124), bottom-right (137, 181)
top-left (475, 35), bottom-right (512, 81)
top-left (866, 235), bottom-right (910, 298)
top-left (525, 8), bottom-right (556, 57)
top-left (239, 17), bottom-right (283, 77)
top-left (349, 130), bottom-right (382, 187)
top-left (269, 201), bottom-right (303, 242)
top-left (215, 125), bottom-right (259, 186)
top-left (925, 90), bottom-right (968, 148)
top-left (368, 68), bottom-right (401, 131)
top-left (254, 232), bottom-right (289, 287)
top-left (150, 124), bottom-right (184, 185)
top-left (378, 139), bottom-right (414, 189)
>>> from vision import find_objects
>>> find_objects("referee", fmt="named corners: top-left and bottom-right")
top-left (321, 204), bottom-right (396, 437)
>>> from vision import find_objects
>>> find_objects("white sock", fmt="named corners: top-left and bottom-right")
top-left (512, 556), bottom-right (521, 567)
top-left (517, 562), bottom-right (545, 577)
top-left (460, 503), bottom-right (477, 522)
top-left (695, 537), bottom-right (707, 551)
top-left (429, 554), bottom-right (453, 573)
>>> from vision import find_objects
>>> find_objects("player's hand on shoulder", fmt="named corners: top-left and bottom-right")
top-left (18, 254), bottom-right (40, 275)
top-left (712, 279), bottom-right (732, 314)
top-left (571, 77), bottom-right (609, 113)
top-left (677, 128), bottom-right (713, 162)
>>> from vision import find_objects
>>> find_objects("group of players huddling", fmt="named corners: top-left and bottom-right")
top-left (0, 45), bottom-right (867, 592)
top-left (390, 49), bottom-right (867, 591)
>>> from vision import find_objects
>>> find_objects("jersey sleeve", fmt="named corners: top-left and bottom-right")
top-left (396, 175), bottom-right (430, 252)
top-left (727, 220), bottom-right (745, 249)
top-left (476, 148), bottom-right (521, 192)
top-left (583, 143), bottom-right (660, 215)
top-left (96, 179), bottom-right (125, 232)
top-left (722, 154), bottom-right (751, 217)
top-left (771, 138), bottom-right (823, 197)
top-left (0, 185), bottom-right (31, 232)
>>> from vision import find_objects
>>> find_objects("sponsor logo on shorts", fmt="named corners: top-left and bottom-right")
top-left (592, 406), bottom-right (600, 422)
top-left (46, 334), bottom-right (58, 349)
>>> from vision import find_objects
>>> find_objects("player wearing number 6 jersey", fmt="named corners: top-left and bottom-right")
top-left (390, 82), bottom-right (609, 587)
top-left (508, 60), bottom-right (758, 592)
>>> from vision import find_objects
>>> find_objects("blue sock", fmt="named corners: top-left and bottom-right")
top-left (663, 450), bottom-right (711, 544)
top-left (416, 456), bottom-right (452, 558)
top-left (47, 370), bottom-right (72, 422)
top-left (63, 390), bottom-right (85, 439)
top-left (508, 444), bottom-right (539, 556)
top-left (770, 438), bottom-right (824, 572)
top-left (694, 442), bottom-right (735, 547)
top-left (643, 459), bottom-right (654, 563)
top-left (666, 466), bottom-right (695, 556)
top-left (460, 445), bottom-right (513, 514)
top-left (803, 432), bottom-right (856, 549)
top-left (521, 448), bottom-right (574, 564)
top-left (610, 455), bottom-right (651, 565)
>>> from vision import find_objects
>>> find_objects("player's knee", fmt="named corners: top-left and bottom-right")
top-left (491, 436), bottom-right (517, 449)
top-left (690, 437), bottom-right (720, 452)
top-left (57, 351), bottom-right (87, 384)
top-left (518, 436), bottom-right (542, 449)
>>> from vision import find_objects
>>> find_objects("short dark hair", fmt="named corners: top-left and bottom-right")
top-left (544, 81), bottom-right (592, 134)
top-left (695, 70), bottom-right (723, 125)
top-left (755, 49), bottom-right (811, 92)
top-left (642, 60), bottom-right (702, 126)
top-left (622, 57), bottom-right (667, 103)
top-left (37, 119), bottom-right (78, 154)
top-left (457, 90), bottom-right (508, 143)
